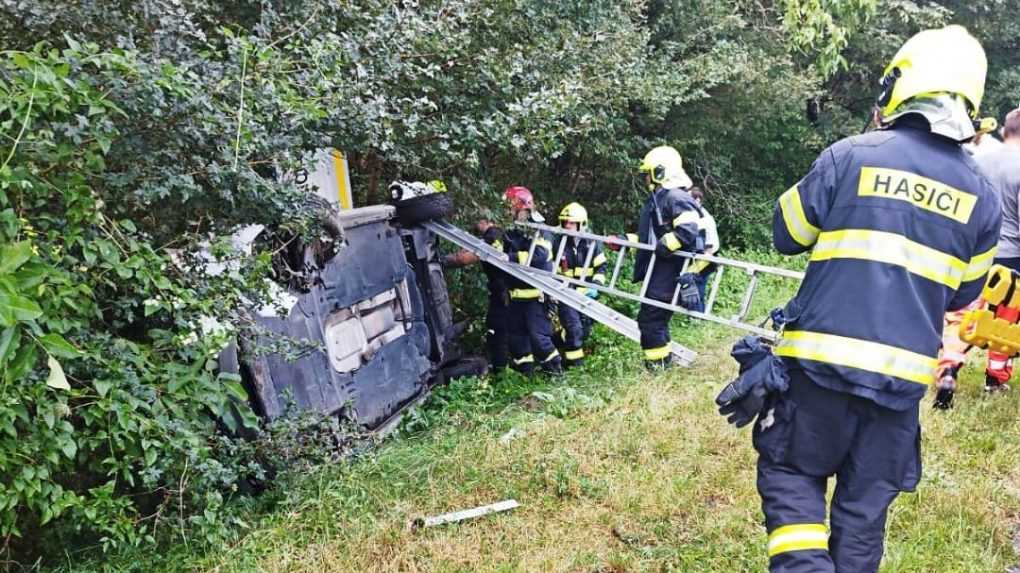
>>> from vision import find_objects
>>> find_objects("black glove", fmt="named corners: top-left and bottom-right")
top-left (676, 272), bottom-right (700, 310)
top-left (716, 377), bottom-right (769, 427)
top-left (715, 336), bottom-right (789, 428)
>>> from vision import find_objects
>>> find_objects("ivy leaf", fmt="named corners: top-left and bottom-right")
top-left (93, 379), bottom-right (112, 398)
top-left (40, 333), bottom-right (80, 359)
top-left (46, 355), bottom-right (71, 391)
top-left (0, 241), bottom-right (32, 275)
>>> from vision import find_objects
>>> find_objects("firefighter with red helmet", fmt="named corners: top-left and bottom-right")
top-left (502, 186), bottom-right (563, 375)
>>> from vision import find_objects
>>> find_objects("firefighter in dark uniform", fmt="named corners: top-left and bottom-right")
top-left (502, 186), bottom-right (563, 375)
top-left (555, 202), bottom-right (606, 368)
top-left (725, 26), bottom-right (1001, 572)
top-left (610, 146), bottom-right (705, 369)
top-left (442, 217), bottom-right (510, 372)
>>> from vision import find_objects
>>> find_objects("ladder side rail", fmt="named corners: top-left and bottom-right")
top-left (517, 264), bottom-right (778, 340)
top-left (517, 221), bottom-right (804, 281)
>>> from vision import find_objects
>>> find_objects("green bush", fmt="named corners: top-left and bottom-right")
top-left (0, 43), bottom-right (273, 555)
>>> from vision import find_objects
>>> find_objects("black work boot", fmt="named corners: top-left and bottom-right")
top-left (563, 356), bottom-right (585, 370)
top-left (512, 363), bottom-right (535, 377)
top-left (644, 355), bottom-right (678, 372)
top-left (540, 357), bottom-right (564, 377)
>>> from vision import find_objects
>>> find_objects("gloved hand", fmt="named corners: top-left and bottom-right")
top-left (585, 288), bottom-right (599, 299)
top-left (717, 376), bottom-right (769, 427)
top-left (716, 336), bottom-right (789, 428)
top-left (676, 272), bottom-right (700, 310)
top-left (605, 234), bottom-right (629, 252)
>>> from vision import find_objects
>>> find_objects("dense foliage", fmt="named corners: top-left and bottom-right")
top-left (1, 0), bottom-right (1018, 565)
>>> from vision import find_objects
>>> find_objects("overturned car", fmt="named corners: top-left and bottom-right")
top-left (219, 195), bottom-right (481, 433)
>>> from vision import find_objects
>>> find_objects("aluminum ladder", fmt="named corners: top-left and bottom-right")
top-left (424, 220), bottom-right (698, 365)
top-left (518, 221), bottom-right (805, 340)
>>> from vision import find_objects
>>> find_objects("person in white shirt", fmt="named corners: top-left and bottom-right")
top-left (689, 187), bottom-right (719, 312)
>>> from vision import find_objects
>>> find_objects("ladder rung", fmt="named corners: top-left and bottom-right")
top-left (553, 235), bottom-right (568, 284)
top-left (734, 271), bottom-right (759, 322)
top-left (524, 230), bottom-right (541, 267)
top-left (704, 266), bottom-right (725, 315)
top-left (609, 246), bottom-right (627, 289)
top-left (639, 254), bottom-right (656, 299)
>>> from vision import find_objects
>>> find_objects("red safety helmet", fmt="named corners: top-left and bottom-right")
top-left (504, 186), bottom-right (534, 211)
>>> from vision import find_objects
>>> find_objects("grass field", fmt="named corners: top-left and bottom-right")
top-left (71, 257), bottom-right (1020, 572)
top-left (79, 325), bottom-right (1019, 571)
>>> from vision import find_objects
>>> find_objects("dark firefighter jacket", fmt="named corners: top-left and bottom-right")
top-left (503, 216), bottom-right (554, 300)
top-left (557, 237), bottom-right (607, 292)
top-left (773, 118), bottom-right (1002, 410)
top-left (481, 226), bottom-right (508, 300)
top-left (629, 186), bottom-right (705, 298)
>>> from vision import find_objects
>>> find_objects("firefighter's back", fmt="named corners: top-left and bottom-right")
top-left (774, 120), bottom-right (1002, 410)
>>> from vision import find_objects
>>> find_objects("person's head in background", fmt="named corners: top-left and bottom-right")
top-left (475, 217), bottom-right (495, 235)
top-left (1002, 108), bottom-right (1020, 146)
top-left (690, 187), bottom-right (705, 207)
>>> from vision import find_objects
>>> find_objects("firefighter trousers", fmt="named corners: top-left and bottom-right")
top-left (754, 371), bottom-right (921, 573)
top-left (636, 266), bottom-right (681, 361)
top-left (507, 298), bottom-right (560, 372)
top-left (486, 295), bottom-right (509, 371)
top-left (558, 304), bottom-right (591, 363)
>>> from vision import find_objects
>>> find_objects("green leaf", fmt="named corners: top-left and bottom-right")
top-left (13, 263), bottom-right (48, 290)
top-left (40, 333), bottom-right (80, 359)
top-left (93, 379), bottom-right (112, 398)
top-left (0, 292), bottom-right (43, 323)
top-left (0, 241), bottom-right (32, 274)
top-left (11, 53), bottom-right (31, 70)
top-left (5, 344), bottom-right (37, 383)
top-left (46, 355), bottom-right (70, 391)
top-left (0, 326), bottom-right (18, 363)
top-left (59, 437), bottom-right (77, 460)
top-left (223, 378), bottom-right (248, 402)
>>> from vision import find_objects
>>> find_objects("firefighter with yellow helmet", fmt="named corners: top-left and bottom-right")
top-left (715, 26), bottom-right (1001, 572)
top-left (608, 145), bottom-right (705, 369)
top-left (555, 202), bottom-right (606, 367)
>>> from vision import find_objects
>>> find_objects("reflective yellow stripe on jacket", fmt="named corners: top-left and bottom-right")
top-left (779, 185), bottom-right (820, 247)
top-left (775, 330), bottom-right (936, 385)
top-left (510, 288), bottom-right (541, 300)
top-left (964, 246), bottom-right (997, 282)
top-left (810, 229), bottom-right (967, 289)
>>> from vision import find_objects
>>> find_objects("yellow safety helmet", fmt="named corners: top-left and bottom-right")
top-left (877, 25), bottom-right (987, 120)
top-left (638, 146), bottom-right (693, 190)
top-left (558, 202), bottom-right (588, 229)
